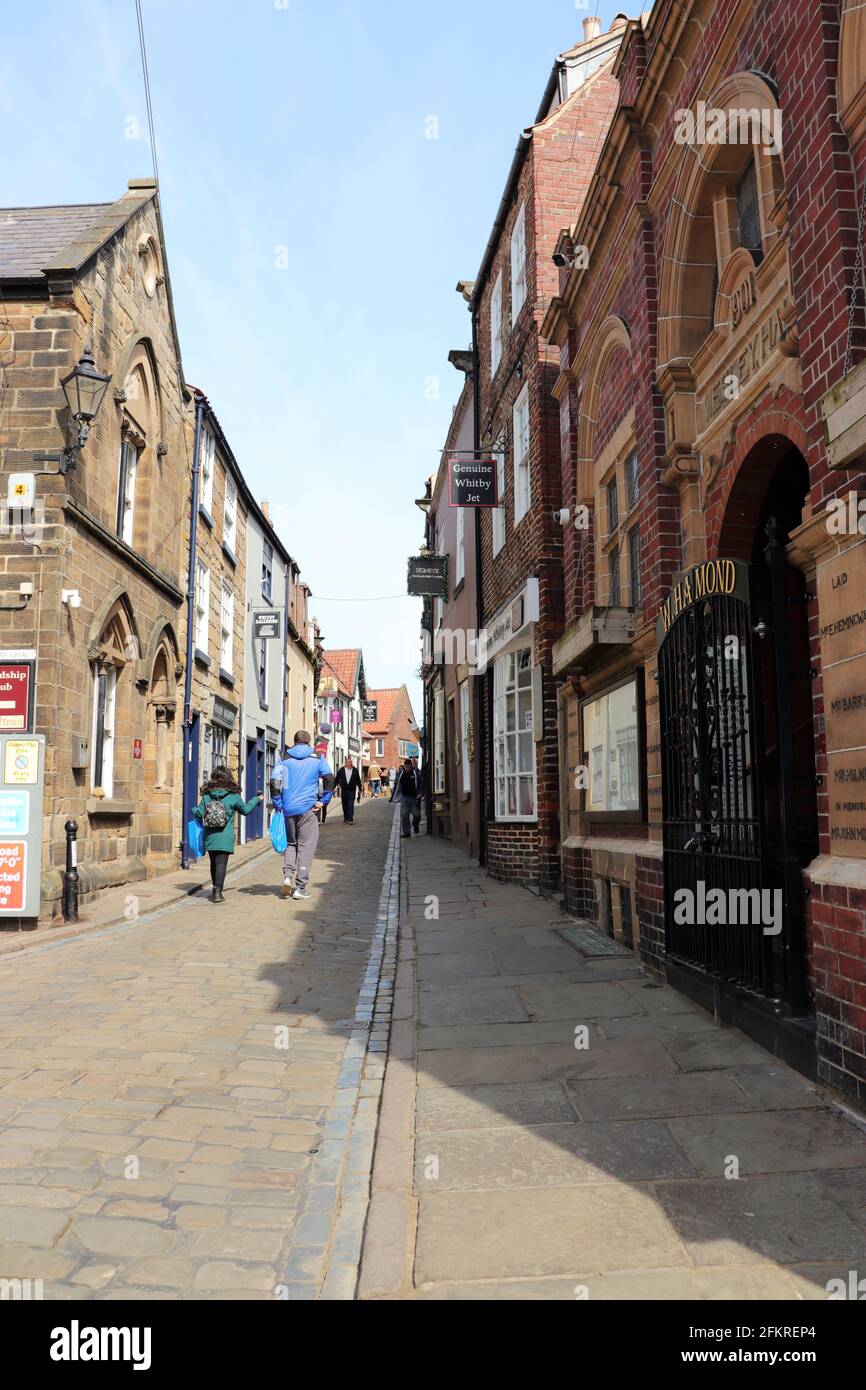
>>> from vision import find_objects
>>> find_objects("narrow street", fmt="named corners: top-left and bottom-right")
top-left (0, 799), bottom-right (397, 1300)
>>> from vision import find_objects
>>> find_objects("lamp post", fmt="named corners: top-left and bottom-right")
top-left (34, 346), bottom-right (111, 474)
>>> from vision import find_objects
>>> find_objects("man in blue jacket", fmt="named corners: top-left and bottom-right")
top-left (271, 731), bottom-right (334, 900)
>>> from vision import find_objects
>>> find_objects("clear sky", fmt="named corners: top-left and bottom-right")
top-left (3, 0), bottom-right (623, 726)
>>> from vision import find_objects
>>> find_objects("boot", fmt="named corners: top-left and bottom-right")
top-left (210, 887), bottom-right (219, 903)
top-left (215, 888), bottom-right (225, 904)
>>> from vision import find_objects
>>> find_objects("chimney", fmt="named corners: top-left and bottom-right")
top-left (261, 499), bottom-right (270, 520)
top-left (611, 13), bottom-right (629, 28)
top-left (583, 15), bottom-right (601, 40)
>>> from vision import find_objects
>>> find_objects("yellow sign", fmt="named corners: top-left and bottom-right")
top-left (4, 739), bottom-right (39, 785)
top-left (658, 559), bottom-right (742, 637)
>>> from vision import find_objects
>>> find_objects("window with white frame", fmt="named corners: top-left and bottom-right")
top-left (459, 680), bottom-right (471, 793)
top-left (493, 647), bottom-right (535, 820)
top-left (219, 581), bottom-right (234, 674)
top-left (223, 472), bottom-right (237, 554)
top-left (116, 440), bottom-right (140, 545)
top-left (456, 503), bottom-right (465, 585)
top-left (262, 541), bottom-right (273, 600)
top-left (200, 427), bottom-right (215, 515)
top-left (513, 384), bottom-right (531, 524)
top-left (376, 738), bottom-right (384, 758)
top-left (90, 664), bottom-right (117, 797)
top-left (433, 688), bottom-right (445, 794)
top-left (492, 450), bottom-right (506, 555)
top-left (490, 270), bottom-right (504, 376)
top-left (194, 560), bottom-right (210, 654)
top-left (258, 635), bottom-right (268, 704)
top-left (510, 203), bottom-right (527, 319)
top-left (211, 724), bottom-right (229, 769)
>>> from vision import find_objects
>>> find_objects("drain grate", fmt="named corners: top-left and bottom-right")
top-left (557, 925), bottom-right (633, 958)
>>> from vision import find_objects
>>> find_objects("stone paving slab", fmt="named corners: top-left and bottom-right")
top-left (361, 827), bottom-right (866, 1301)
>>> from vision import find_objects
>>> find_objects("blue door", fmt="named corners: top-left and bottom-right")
top-left (246, 732), bottom-right (265, 839)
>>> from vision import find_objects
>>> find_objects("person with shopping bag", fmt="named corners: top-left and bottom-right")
top-left (192, 765), bottom-right (262, 904)
top-left (270, 730), bottom-right (334, 900)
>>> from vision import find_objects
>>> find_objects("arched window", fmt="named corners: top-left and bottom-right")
top-left (90, 599), bottom-right (138, 798)
top-left (736, 158), bottom-right (763, 264)
top-left (115, 343), bottom-right (160, 554)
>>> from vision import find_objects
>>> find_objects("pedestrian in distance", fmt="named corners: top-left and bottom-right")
top-left (271, 730), bottom-right (334, 900)
top-left (334, 756), bottom-right (363, 823)
top-left (367, 760), bottom-right (382, 797)
top-left (390, 758), bottom-right (420, 838)
top-left (388, 766), bottom-right (397, 794)
top-left (193, 765), bottom-right (262, 905)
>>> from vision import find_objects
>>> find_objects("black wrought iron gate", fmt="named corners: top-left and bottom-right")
top-left (658, 558), bottom-right (780, 1000)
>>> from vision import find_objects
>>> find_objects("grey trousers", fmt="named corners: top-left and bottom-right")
top-left (283, 809), bottom-right (320, 888)
top-left (398, 794), bottom-right (414, 835)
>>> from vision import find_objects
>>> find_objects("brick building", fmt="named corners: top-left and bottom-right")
top-left (316, 649), bottom-right (367, 771)
top-left (469, 17), bottom-right (625, 890)
top-left (422, 349), bottom-right (483, 862)
top-left (542, 0), bottom-right (866, 1101)
top-left (0, 180), bottom-right (189, 920)
top-left (363, 686), bottom-right (419, 783)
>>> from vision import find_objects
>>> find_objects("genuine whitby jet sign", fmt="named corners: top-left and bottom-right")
top-left (447, 455), bottom-right (498, 508)
top-left (657, 559), bottom-right (749, 644)
top-left (407, 556), bottom-right (448, 599)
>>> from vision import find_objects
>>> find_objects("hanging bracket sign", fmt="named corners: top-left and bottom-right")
top-left (254, 610), bottom-right (282, 640)
top-left (447, 455), bottom-right (498, 507)
top-left (407, 556), bottom-right (448, 599)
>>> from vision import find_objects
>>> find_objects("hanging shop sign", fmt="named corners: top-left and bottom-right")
top-left (447, 455), bottom-right (498, 507)
top-left (408, 556), bottom-right (448, 599)
top-left (254, 610), bottom-right (282, 640)
top-left (656, 559), bottom-right (750, 644)
top-left (362, 701), bottom-right (378, 722)
top-left (0, 661), bottom-right (34, 733)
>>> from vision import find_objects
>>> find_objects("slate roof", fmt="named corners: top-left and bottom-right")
top-left (0, 182), bottom-right (158, 282)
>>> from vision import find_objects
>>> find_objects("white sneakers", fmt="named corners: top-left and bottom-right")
top-left (292, 886), bottom-right (311, 901)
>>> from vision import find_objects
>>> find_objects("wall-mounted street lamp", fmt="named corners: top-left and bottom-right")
top-left (34, 347), bottom-right (111, 474)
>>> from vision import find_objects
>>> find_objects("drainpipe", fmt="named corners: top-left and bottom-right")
top-left (181, 394), bottom-right (205, 869)
top-left (471, 300), bottom-right (487, 869)
top-left (281, 566), bottom-right (290, 753)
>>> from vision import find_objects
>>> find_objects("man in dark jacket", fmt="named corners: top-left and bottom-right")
top-left (390, 759), bottom-right (419, 838)
top-left (333, 757), bottom-right (363, 823)
top-left (411, 756), bottom-right (426, 835)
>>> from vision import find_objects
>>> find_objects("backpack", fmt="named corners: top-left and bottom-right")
top-left (203, 795), bottom-right (229, 831)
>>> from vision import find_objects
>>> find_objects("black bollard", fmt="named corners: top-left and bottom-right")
top-left (62, 819), bottom-right (79, 922)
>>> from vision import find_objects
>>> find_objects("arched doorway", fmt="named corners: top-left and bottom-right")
top-left (658, 436), bottom-right (819, 1072)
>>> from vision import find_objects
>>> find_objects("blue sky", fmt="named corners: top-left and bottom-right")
top-left (3, 0), bottom-right (622, 724)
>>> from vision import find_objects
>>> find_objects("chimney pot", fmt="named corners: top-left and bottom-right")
top-left (261, 499), bottom-right (270, 519)
top-left (583, 16), bottom-right (602, 40)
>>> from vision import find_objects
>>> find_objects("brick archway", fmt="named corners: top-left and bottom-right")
top-left (709, 388), bottom-right (811, 558)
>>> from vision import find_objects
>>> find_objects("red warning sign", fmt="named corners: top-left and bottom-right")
top-left (0, 840), bottom-right (26, 912)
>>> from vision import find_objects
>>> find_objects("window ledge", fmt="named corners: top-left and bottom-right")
top-left (87, 798), bottom-right (134, 817)
top-left (221, 541), bottom-right (237, 567)
top-left (261, 588), bottom-right (273, 603)
top-left (219, 668), bottom-right (235, 687)
top-left (194, 648), bottom-right (211, 668)
top-left (453, 577), bottom-right (465, 598)
top-left (198, 504), bottom-right (215, 529)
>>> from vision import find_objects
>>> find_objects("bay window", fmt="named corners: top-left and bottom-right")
top-left (493, 647), bottom-right (535, 820)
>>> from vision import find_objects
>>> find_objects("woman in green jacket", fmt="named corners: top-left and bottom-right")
top-left (193, 764), bottom-right (262, 904)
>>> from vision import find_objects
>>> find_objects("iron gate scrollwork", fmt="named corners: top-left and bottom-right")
top-left (657, 559), bottom-right (777, 998)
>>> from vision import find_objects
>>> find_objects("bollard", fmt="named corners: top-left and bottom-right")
top-left (62, 819), bottom-right (79, 923)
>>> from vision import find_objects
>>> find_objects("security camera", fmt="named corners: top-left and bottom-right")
top-left (552, 251), bottom-right (567, 268)
top-left (62, 588), bottom-right (82, 609)
top-left (19, 581), bottom-right (33, 596)
top-left (552, 508), bottom-right (571, 526)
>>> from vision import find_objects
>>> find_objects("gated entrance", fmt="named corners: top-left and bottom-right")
top-left (657, 544), bottom-right (814, 1065)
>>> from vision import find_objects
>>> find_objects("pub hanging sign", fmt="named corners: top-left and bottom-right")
top-left (656, 558), bottom-right (750, 646)
top-left (447, 454), bottom-right (498, 508)
top-left (407, 556), bottom-right (448, 599)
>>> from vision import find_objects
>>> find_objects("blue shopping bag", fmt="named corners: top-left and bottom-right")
top-left (269, 810), bottom-right (288, 854)
top-left (187, 817), bottom-right (204, 860)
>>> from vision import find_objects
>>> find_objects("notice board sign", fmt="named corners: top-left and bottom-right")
top-left (0, 661), bottom-right (34, 732)
top-left (447, 455), bottom-right (498, 507)
top-left (408, 556), bottom-right (448, 599)
top-left (362, 701), bottom-right (378, 722)
top-left (0, 733), bottom-right (44, 917)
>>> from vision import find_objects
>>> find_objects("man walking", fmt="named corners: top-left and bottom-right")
top-left (334, 756), bottom-right (363, 823)
top-left (367, 760), bottom-right (382, 797)
top-left (390, 758), bottom-right (419, 839)
top-left (411, 756), bottom-right (426, 835)
top-left (271, 731), bottom-right (334, 900)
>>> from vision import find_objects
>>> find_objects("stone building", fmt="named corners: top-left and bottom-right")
top-left (469, 18), bottom-right (625, 890)
top-left (542, 0), bottom-right (866, 1101)
top-left (0, 179), bottom-right (189, 921)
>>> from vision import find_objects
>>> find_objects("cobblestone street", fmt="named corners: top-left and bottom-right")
top-left (0, 799), bottom-right (397, 1300)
